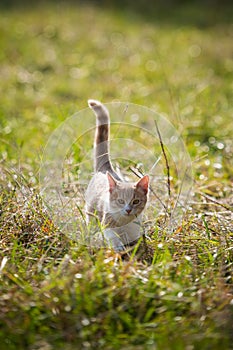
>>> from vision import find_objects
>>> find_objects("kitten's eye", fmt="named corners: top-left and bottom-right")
top-left (117, 199), bottom-right (125, 205)
top-left (132, 199), bottom-right (140, 205)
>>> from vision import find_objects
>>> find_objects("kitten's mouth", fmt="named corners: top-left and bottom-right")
top-left (124, 212), bottom-right (136, 218)
top-left (124, 211), bottom-right (132, 216)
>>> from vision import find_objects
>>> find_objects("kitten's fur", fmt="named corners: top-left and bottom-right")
top-left (85, 99), bottom-right (149, 251)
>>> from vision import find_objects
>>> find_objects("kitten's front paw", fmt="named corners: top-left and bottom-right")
top-left (114, 244), bottom-right (126, 252)
top-left (104, 228), bottom-right (125, 252)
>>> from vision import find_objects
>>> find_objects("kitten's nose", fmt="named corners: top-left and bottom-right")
top-left (125, 206), bottom-right (132, 214)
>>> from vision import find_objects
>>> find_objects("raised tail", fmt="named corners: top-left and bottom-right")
top-left (88, 99), bottom-right (114, 174)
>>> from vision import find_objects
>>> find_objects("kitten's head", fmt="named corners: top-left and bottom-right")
top-left (106, 172), bottom-right (149, 224)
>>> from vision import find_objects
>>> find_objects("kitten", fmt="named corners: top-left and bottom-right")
top-left (85, 99), bottom-right (149, 251)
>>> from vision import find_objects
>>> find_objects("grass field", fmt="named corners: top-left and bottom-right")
top-left (0, 1), bottom-right (233, 349)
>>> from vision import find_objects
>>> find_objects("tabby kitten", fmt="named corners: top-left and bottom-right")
top-left (85, 99), bottom-right (149, 251)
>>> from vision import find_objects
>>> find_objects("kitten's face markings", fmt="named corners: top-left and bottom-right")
top-left (106, 172), bottom-right (149, 218)
top-left (117, 198), bottom-right (136, 215)
top-left (122, 198), bottom-right (143, 215)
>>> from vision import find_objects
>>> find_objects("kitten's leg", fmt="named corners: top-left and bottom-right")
top-left (116, 219), bottom-right (142, 246)
top-left (104, 228), bottom-right (125, 252)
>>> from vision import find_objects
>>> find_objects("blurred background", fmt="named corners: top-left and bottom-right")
top-left (0, 0), bottom-right (232, 180)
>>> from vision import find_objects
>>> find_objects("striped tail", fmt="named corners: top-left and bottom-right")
top-left (88, 99), bottom-right (114, 174)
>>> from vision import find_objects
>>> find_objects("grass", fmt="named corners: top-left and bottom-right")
top-left (0, 1), bottom-right (233, 349)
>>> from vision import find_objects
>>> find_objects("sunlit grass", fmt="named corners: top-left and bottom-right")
top-left (0, 1), bottom-right (232, 349)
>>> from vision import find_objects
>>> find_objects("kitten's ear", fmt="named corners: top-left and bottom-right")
top-left (136, 175), bottom-right (149, 194)
top-left (107, 172), bottom-right (117, 193)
